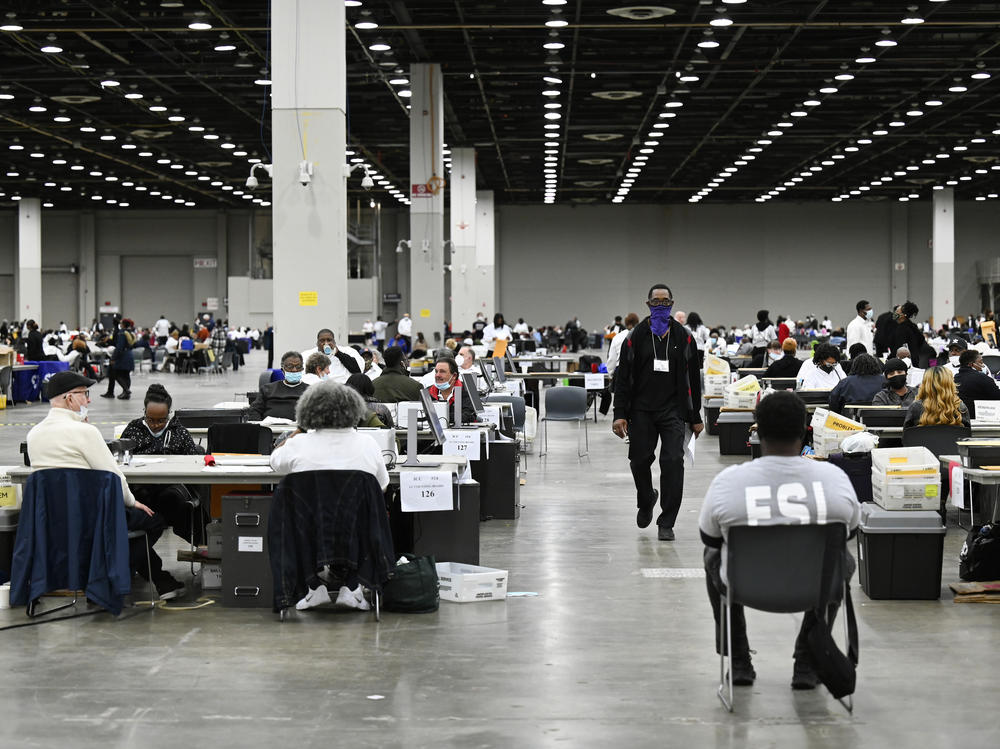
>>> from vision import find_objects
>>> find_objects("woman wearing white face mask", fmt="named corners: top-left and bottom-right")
top-left (121, 384), bottom-right (207, 561)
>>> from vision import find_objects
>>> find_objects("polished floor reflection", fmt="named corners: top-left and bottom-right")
top-left (0, 350), bottom-right (995, 748)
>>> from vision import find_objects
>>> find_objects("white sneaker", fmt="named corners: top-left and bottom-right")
top-left (294, 584), bottom-right (333, 610)
top-left (334, 585), bottom-right (371, 611)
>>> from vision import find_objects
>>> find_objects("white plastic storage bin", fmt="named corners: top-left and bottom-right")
top-left (871, 471), bottom-right (940, 511)
top-left (435, 562), bottom-right (508, 603)
top-left (871, 446), bottom-right (938, 475)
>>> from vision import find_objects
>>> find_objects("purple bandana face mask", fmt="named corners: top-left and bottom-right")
top-left (650, 305), bottom-right (672, 336)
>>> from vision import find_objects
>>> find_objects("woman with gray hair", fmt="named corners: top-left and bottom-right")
top-left (270, 380), bottom-right (390, 490)
top-left (270, 380), bottom-right (391, 611)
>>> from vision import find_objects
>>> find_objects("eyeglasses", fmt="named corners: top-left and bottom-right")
top-left (646, 298), bottom-right (674, 307)
top-left (68, 389), bottom-right (90, 399)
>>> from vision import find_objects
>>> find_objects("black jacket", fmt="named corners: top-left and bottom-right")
top-left (121, 418), bottom-right (199, 456)
top-left (828, 374), bottom-right (886, 414)
top-left (25, 329), bottom-right (44, 361)
top-left (249, 380), bottom-right (309, 421)
top-left (613, 317), bottom-right (702, 424)
top-left (889, 320), bottom-right (924, 363)
top-left (954, 366), bottom-right (1000, 419)
top-left (267, 470), bottom-right (395, 612)
top-left (764, 353), bottom-right (803, 378)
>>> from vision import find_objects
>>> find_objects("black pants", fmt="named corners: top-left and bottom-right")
top-left (134, 484), bottom-right (207, 545)
top-left (125, 506), bottom-right (169, 583)
top-left (105, 369), bottom-right (131, 396)
top-left (704, 546), bottom-right (840, 662)
top-left (627, 405), bottom-right (686, 529)
top-left (266, 349), bottom-right (274, 369)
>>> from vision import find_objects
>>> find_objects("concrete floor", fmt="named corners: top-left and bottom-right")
top-left (1, 349), bottom-right (997, 748)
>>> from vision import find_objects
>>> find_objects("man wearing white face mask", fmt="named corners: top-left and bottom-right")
top-left (26, 372), bottom-right (186, 599)
top-left (895, 346), bottom-right (925, 389)
top-left (846, 299), bottom-right (875, 354)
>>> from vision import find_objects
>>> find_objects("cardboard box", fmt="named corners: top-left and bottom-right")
top-left (435, 562), bottom-right (508, 603)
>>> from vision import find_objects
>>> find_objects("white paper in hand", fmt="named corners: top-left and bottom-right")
top-left (400, 471), bottom-right (453, 512)
top-left (683, 425), bottom-right (696, 468)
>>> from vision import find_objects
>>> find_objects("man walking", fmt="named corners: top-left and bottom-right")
top-left (613, 284), bottom-right (703, 541)
top-left (846, 299), bottom-right (874, 354)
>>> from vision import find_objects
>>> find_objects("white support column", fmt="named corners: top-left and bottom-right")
top-left (271, 0), bottom-right (347, 355)
top-left (475, 190), bottom-right (496, 317)
top-left (78, 211), bottom-right (96, 329)
top-left (18, 198), bottom-right (42, 323)
top-left (215, 211), bottom-right (228, 321)
top-left (409, 63), bottom-right (446, 339)
top-left (449, 148), bottom-right (477, 332)
top-left (932, 188), bottom-right (955, 328)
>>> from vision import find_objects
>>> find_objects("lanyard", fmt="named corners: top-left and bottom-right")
top-left (650, 326), bottom-right (671, 362)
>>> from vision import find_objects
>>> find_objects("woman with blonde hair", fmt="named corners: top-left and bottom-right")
top-left (903, 365), bottom-right (970, 428)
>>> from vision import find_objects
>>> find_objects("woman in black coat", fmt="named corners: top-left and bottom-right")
top-left (102, 318), bottom-right (136, 400)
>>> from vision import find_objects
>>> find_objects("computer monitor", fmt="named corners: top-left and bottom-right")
top-left (504, 347), bottom-right (518, 373)
top-left (479, 359), bottom-right (495, 391)
top-left (419, 387), bottom-right (447, 446)
top-left (492, 357), bottom-right (507, 384)
top-left (462, 372), bottom-right (487, 417)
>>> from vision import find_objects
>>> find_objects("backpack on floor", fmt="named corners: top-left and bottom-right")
top-left (959, 524), bottom-right (1000, 582)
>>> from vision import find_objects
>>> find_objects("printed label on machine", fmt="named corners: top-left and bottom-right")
top-left (443, 429), bottom-right (481, 461)
top-left (400, 471), bottom-right (453, 512)
top-left (238, 536), bottom-right (264, 553)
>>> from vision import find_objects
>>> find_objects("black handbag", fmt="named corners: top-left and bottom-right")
top-left (959, 524), bottom-right (1000, 582)
top-left (806, 530), bottom-right (859, 700)
top-left (806, 589), bottom-right (858, 699)
top-left (381, 554), bottom-right (439, 613)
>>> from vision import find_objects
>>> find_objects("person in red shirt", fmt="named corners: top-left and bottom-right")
top-left (777, 315), bottom-right (791, 344)
top-left (428, 358), bottom-right (477, 425)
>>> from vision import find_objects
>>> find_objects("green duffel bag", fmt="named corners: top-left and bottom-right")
top-left (381, 554), bottom-right (439, 613)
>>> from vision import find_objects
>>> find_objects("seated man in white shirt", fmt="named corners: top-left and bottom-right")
top-left (300, 328), bottom-right (364, 384)
top-left (895, 346), bottom-right (925, 388)
top-left (270, 381), bottom-right (389, 611)
top-left (700, 391), bottom-right (861, 689)
top-left (607, 313), bottom-right (639, 375)
top-left (26, 371), bottom-right (185, 600)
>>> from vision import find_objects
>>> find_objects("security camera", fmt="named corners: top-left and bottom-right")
top-left (246, 163), bottom-right (272, 190)
top-left (361, 172), bottom-right (374, 190)
top-left (298, 160), bottom-right (313, 187)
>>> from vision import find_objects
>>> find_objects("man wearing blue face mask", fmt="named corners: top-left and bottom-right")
top-left (300, 328), bottom-right (363, 385)
top-left (613, 284), bottom-right (704, 541)
top-left (249, 351), bottom-right (310, 421)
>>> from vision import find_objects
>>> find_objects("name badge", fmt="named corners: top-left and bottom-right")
top-left (653, 359), bottom-right (670, 373)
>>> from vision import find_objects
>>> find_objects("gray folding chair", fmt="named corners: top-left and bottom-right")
top-left (718, 523), bottom-right (854, 713)
top-left (540, 386), bottom-right (589, 458)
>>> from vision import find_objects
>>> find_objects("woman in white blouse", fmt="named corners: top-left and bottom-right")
top-left (798, 342), bottom-right (847, 389)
